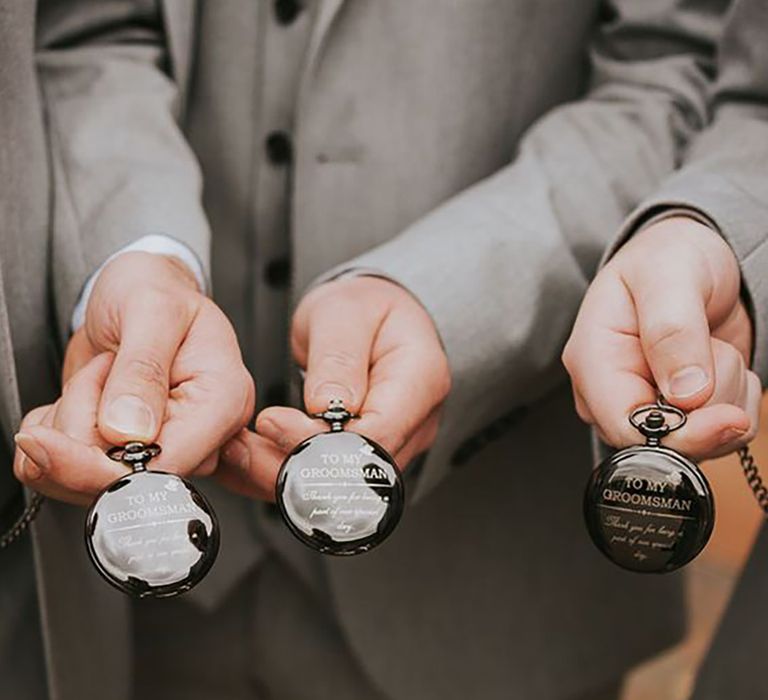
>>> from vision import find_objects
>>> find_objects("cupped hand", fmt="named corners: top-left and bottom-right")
top-left (563, 216), bottom-right (760, 459)
top-left (14, 252), bottom-right (255, 504)
top-left (217, 276), bottom-right (451, 500)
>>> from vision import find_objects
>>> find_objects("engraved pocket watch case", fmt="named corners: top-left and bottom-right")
top-left (583, 401), bottom-right (715, 574)
top-left (276, 399), bottom-right (405, 555)
top-left (85, 442), bottom-right (220, 598)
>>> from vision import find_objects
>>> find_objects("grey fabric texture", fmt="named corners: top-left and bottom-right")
top-left (133, 555), bottom-right (388, 700)
top-left (0, 2), bottom-right (210, 699)
top-left (0, 3), bottom-right (55, 700)
top-left (15, 0), bottom-right (765, 698)
top-left (36, 0), bottom-right (211, 341)
top-left (637, 1), bottom-right (768, 696)
top-left (139, 0), bottom-right (725, 698)
top-left (332, 0), bottom-right (728, 501)
top-left (692, 525), bottom-right (768, 700)
top-left (606, 0), bottom-right (768, 382)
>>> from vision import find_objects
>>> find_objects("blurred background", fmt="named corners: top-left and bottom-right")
top-left (622, 395), bottom-right (768, 699)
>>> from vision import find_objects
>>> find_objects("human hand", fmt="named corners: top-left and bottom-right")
top-left (13, 252), bottom-right (254, 504)
top-left (218, 276), bottom-right (451, 500)
top-left (563, 216), bottom-right (760, 459)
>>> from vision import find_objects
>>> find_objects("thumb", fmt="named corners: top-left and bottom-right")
top-left (301, 296), bottom-right (382, 415)
top-left (97, 307), bottom-right (189, 444)
top-left (631, 264), bottom-right (714, 410)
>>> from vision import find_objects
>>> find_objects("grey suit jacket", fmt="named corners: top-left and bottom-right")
top-left (0, 2), bottom-right (212, 700)
top-left (170, 1), bottom-right (730, 699)
top-left (619, 1), bottom-right (768, 697)
top-left (0, 4), bottom-right (54, 699)
top-left (16, 0), bottom-right (767, 699)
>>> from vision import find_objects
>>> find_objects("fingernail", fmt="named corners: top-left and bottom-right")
top-left (222, 439), bottom-right (250, 472)
top-left (721, 427), bottom-right (748, 445)
top-left (258, 418), bottom-right (289, 450)
top-left (311, 383), bottom-right (354, 407)
top-left (668, 366), bottom-right (709, 398)
top-left (103, 395), bottom-right (155, 438)
top-left (15, 433), bottom-right (48, 478)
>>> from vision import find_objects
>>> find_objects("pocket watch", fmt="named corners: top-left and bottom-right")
top-left (276, 399), bottom-right (405, 555)
top-left (85, 442), bottom-right (219, 597)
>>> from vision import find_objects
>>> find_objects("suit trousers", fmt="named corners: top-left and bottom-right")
top-left (690, 525), bottom-right (768, 700)
top-left (132, 554), bottom-right (388, 700)
top-left (0, 537), bottom-right (47, 700)
top-left (132, 553), bottom-right (624, 700)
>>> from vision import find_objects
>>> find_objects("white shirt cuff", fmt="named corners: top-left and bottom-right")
top-left (70, 234), bottom-right (207, 332)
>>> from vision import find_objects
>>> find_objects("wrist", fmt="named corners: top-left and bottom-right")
top-left (85, 252), bottom-right (203, 347)
top-left (305, 274), bottom-right (409, 311)
top-left (97, 251), bottom-right (202, 299)
top-left (160, 254), bottom-right (202, 294)
top-left (628, 216), bottom-right (740, 278)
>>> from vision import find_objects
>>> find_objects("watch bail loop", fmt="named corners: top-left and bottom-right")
top-left (106, 442), bottom-right (162, 472)
top-left (314, 398), bottom-right (355, 432)
top-left (629, 399), bottom-right (686, 447)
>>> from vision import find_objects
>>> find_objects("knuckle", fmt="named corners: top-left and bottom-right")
top-left (594, 426), bottom-right (612, 446)
top-left (21, 405), bottom-right (50, 430)
top-left (435, 369), bottom-right (452, 404)
top-left (387, 426), bottom-right (410, 457)
top-left (319, 348), bottom-right (360, 373)
top-left (561, 348), bottom-right (572, 373)
top-left (598, 424), bottom-right (629, 450)
top-left (722, 342), bottom-right (745, 373)
top-left (61, 375), bottom-right (75, 396)
top-left (426, 353), bottom-right (452, 404)
top-left (362, 409), bottom-right (406, 455)
top-left (561, 337), bottom-right (582, 378)
top-left (644, 320), bottom-right (688, 354)
top-left (122, 355), bottom-right (168, 392)
top-left (743, 424), bottom-right (759, 445)
top-left (573, 401), bottom-right (592, 425)
top-left (129, 291), bottom-right (197, 336)
top-left (12, 456), bottom-right (26, 482)
top-left (712, 344), bottom-right (745, 394)
top-left (213, 365), bottom-right (256, 431)
top-left (420, 419), bottom-right (441, 453)
top-left (195, 451), bottom-right (219, 477)
top-left (197, 296), bottom-right (221, 320)
top-left (237, 369), bottom-right (257, 426)
top-left (714, 336), bottom-right (741, 362)
top-left (561, 337), bottom-right (575, 368)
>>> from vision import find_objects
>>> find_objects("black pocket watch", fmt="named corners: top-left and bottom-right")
top-left (583, 400), bottom-right (714, 573)
top-left (276, 399), bottom-right (405, 555)
top-left (85, 442), bottom-right (219, 598)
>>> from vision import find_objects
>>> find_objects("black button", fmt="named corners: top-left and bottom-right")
top-left (274, 0), bottom-right (303, 25)
top-left (263, 382), bottom-right (288, 408)
top-left (265, 131), bottom-right (293, 165)
top-left (264, 257), bottom-right (291, 288)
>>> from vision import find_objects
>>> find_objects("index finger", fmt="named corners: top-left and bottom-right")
top-left (148, 302), bottom-right (255, 476)
top-left (353, 335), bottom-right (450, 459)
top-left (300, 294), bottom-right (382, 415)
top-left (563, 271), bottom-right (657, 448)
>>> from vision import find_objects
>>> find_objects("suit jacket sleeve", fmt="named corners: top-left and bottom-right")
top-left (327, 0), bottom-right (730, 499)
top-left (36, 0), bottom-right (210, 341)
top-left (608, 0), bottom-right (768, 382)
